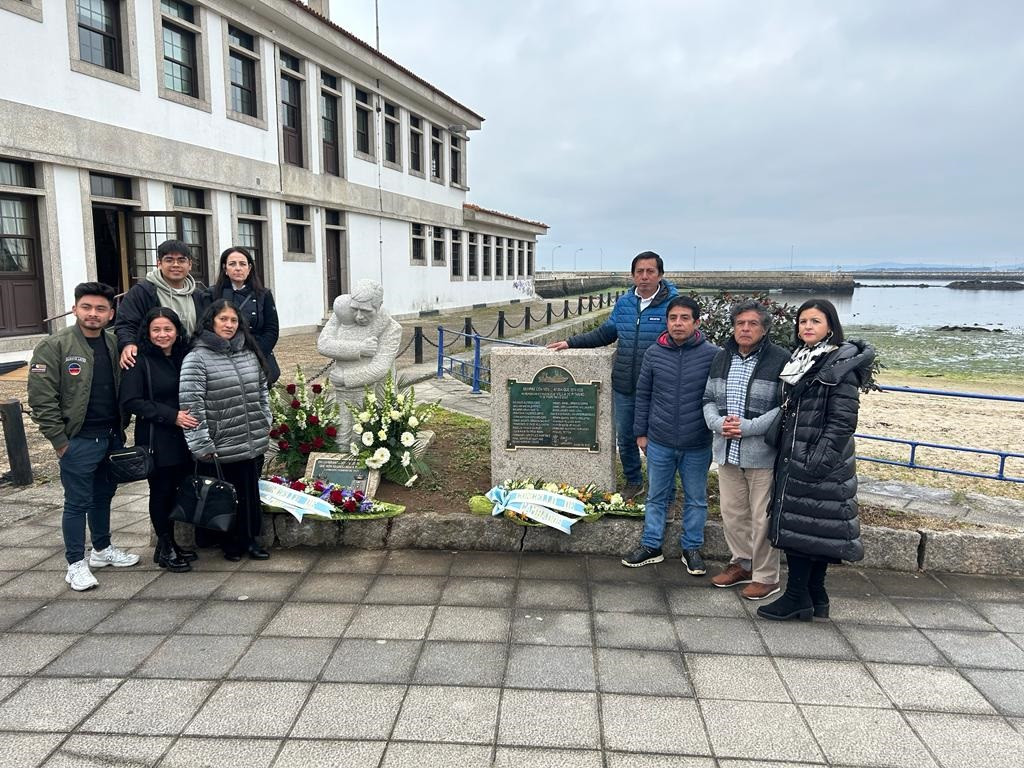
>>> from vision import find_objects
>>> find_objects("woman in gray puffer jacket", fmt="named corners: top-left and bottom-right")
top-left (180, 299), bottom-right (272, 561)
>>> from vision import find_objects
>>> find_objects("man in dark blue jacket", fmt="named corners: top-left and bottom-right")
top-left (547, 252), bottom-right (678, 499)
top-left (622, 295), bottom-right (720, 574)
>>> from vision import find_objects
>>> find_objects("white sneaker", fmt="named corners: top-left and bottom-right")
top-left (66, 559), bottom-right (99, 591)
top-left (89, 545), bottom-right (140, 568)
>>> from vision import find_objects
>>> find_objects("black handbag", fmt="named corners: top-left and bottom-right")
top-left (171, 459), bottom-right (238, 532)
top-left (107, 358), bottom-right (155, 484)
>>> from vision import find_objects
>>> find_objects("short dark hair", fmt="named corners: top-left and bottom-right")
top-left (631, 251), bottom-right (664, 275)
top-left (667, 295), bottom-right (700, 320)
top-left (74, 282), bottom-right (115, 304)
top-left (729, 298), bottom-right (772, 331)
top-left (137, 306), bottom-right (189, 360)
top-left (212, 245), bottom-right (265, 296)
top-left (157, 239), bottom-right (191, 260)
top-left (794, 298), bottom-right (844, 346)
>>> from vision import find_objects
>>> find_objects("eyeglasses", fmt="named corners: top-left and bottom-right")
top-left (160, 256), bottom-right (191, 265)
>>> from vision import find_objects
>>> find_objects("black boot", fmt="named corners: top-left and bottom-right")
top-left (156, 534), bottom-right (192, 572)
top-left (757, 553), bottom-right (813, 621)
top-left (170, 533), bottom-right (198, 562)
top-left (809, 561), bottom-right (830, 619)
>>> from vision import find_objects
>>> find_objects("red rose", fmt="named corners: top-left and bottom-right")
top-left (286, 384), bottom-right (296, 394)
top-left (278, 424), bottom-right (290, 434)
top-left (354, 490), bottom-right (365, 502)
top-left (329, 489), bottom-right (344, 504)
top-left (299, 442), bottom-right (311, 454)
top-left (290, 480), bottom-right (305, 491)
top-left (312, 436), bottom-right (325, 449)
top-left (343, 498), bottom-right (357, 513)
top-left (269, 428), bottom-right (279, 438)
top-left (291, 399), bottom-right (301, 409)
top-left (307, 414), bottom-right (319, 425)
top-left (325, 426), bottom-right (337, 438)
top-left (313, 481), bottom-right (325, 492)
top-left (278, 440), bottom-right (290, 451)
top-left (312, 384), bottom-right (323, 394)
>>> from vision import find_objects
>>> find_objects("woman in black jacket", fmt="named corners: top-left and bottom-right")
top-left (119, 307), bottom-right (199, 572)
top-left (209, 246), bottom-right (280, 384)
top-left (758, 299), bottom-right (875, 622)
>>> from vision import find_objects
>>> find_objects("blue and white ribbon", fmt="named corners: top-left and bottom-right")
top-left (485, 487), bottom-right (588, 535)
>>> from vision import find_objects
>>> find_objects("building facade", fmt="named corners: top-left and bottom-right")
top-left (0, 0), bottom-right (546, 359)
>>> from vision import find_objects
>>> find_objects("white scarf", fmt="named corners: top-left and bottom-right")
top-left (779, 339), bottom-right (837, 385)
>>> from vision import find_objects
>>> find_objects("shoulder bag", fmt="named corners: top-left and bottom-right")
top-left (106, 358), bottom-right (155, 484)
top-left (171, 458), bottom-right (238, 532)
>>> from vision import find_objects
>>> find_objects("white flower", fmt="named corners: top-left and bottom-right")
top-left (372, 447), bottom-right (391, 464)
top-left (609, 493), bottom-right (624, 505)
top-left (352, 423), bottom-right (363, 434)
top-left (404, 474), bottom-right (418, 487)
top-left (361, 431), bottom-right (374, 447)
top-left (408, 416), bottom-right (419, 428)
top-left (401, 451), bottom-right (411, 467)
top-left (377, 429), bottom-right (387, 440)
top-left (389, 409), bottom-right (401, 420)
top-left (365, 456), bottom-right (383, 469)
top-left (542, 482), bottom-right (559, 493)
top-left (366, 392), bottom-right (376, 404)
top-left (400, 431), bottom-right (415, 447)
top-left (358, 411), bottom-right (370, 422)
top-left (349, 442), bottom-right (359, 455)
top-left (396, 394), bottom-right (405, 404)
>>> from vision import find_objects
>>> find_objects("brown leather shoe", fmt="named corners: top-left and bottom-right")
top-left (712, 563), bottom-right (752, 588)
top-left (742, 581), bottom-right (781, 600)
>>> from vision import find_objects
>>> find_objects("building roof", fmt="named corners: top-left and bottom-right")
top-left (288, 0), bottom-right (484, 122)
top-left (464, 203), bottom-right (549, 230)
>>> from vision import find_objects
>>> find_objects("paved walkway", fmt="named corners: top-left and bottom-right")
top-left (1, 489), bottom-right (1023, 766)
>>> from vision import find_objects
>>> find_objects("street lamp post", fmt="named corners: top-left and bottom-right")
top-left (574, 248), bottom-right (583, 272)
top-left (551, 244), bottom-right (562, 272)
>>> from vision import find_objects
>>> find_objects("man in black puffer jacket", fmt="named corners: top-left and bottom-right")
top-left (622, 296), bottom-right (720, 574)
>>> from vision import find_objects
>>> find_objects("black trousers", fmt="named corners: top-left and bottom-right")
top-left (147, 462), bottom-right (191, 538)
top-left (196, 457), bottom-right (262, 555)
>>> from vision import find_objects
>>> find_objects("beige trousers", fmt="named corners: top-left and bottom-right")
top-left (718, 464), bottom-right (780, 584)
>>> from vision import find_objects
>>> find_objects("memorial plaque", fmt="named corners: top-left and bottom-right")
top-left (304, 453), bottom-right (380, 497)
top-left (507, 366), bottom-right (600, 451)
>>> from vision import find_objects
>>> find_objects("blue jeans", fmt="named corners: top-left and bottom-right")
top-left (58, 434), bottom-right (119, 564)
top-left (613, 390), bottom-right (643, 485)
top-left (641, 439), bottom-right (712, 551)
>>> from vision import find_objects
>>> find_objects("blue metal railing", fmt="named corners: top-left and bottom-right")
top-left (436, 326), bottom-right (537, 393)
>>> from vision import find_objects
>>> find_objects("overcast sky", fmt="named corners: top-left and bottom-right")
top-left (330, 1), bottom-right (1023, 271)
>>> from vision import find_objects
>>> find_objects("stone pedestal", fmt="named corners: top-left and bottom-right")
top-left (490, 347), bottom-right (616, 490)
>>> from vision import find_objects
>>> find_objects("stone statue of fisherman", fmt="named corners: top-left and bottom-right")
top-left (316, 279), bottom-right (403, 437)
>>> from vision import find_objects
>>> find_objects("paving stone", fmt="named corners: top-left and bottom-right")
top-left (176, 600), bottom-right (280, 635)
top-left (9, 596), bottom-right (114, 634)
top-left (159, 737), bottom-right (281, 768)
top-left (92, 599), bottom-right (199, 634)
top-left (498, 689), bottom-right (600, 748)
top-left (414, 641), bottom-right (507, 686)
top-left (974, 600), bottom-right (1024, 632)
top-left (506, 644), bottom-right (596, 690)
top-left (0, 676), bottom-right (23, 701)
top-left (449, 550), bottom-right (520, 577)
top-left (365, 574), bottom-right (446, 604)
top-left (0, 546), bottom-right (59, 571)
top-left (274, 740), bottom-right (385, 768)
top-left (519, 553), bottom-right (587, 580)
top-left (0, 633), bottom-right (78, 674)
top-left (891, 598), bottom-right (994, 630)
top-left (0, 571), bottom-right (72, 599)
top-left (0, 677), bottom-right (119, 731)
top-left (512, 609), bottom-right (593, 646)
top-left (701, 700), bottom-right (822, 762)
top-left (864, 571), bottom-right (956, 599)
top-left (591, 582), bottom-right (669, 614)
top-left (229, 637), bottom-right (335, 680)
top-left (961, 669), bottom-right (1024, 716)
top-left (261, 602), bottom-right (355, 636)
top-left (291, 682), bottom-right (406, 738)
top-left (42, 634), bottom-right (163, 677)
top-left (923, 530), bottom-right (1024, 578)
top-left (185, 680), bottom-right (310, 737)
top-left (516, 579), bottom-right (589, 610)
top-left (137, 634), bottom-right (251, 678)
top-left (802, 704), bottom-right (937, 767)
top-left (868, 662), bottom-right (995, 714)
top-left (316, 547), bottom-right (388, 573)
top-left (607, 755), bottom-right (716, 768)
top-left (687, 653), bottom-right (789, 702)
top-left (674, 616), bottom-right (765, 655)
top-left (137, 571), bottom-right (229, 600)
top-left (238, 547), bottom-right (318, 572)
top-left (441, 576), bottom-right (517, 606)
top-left (213, 571), bottom-right (304, 601)
top-left (775, 658), bottom-right (890, 707)
top-left (393, 685), bottom-right (500, 743)
top-left (428, 606), bottom-right (511, 642)
top-left (601, 693), bottom-right (709, 754)
top-left (830, 595), bottom-right (910, 625)
top-left (597, 648), bottom-right (692, 696)
top-left (665, 585), bottom-right (747, 617)
top-left (839, 624), bottom-right (948, 665)
top-left (924, 629), bottom-right (1024, 669)
top-left (79, 678), bottom-right (216, 734)
top-left (322, 638), bottom-right (421, 683)
top-left (40, 733), bottom-right (171, 768)
top-left (346, 604), bottom-right (434, 640)
top-left (905, 711), bottom-right (1024, 768)
top-left (0, 734), bottom-right (63, 768)
top-left (589, 554), bottom-right (662, 581)
top-left (756, 620), bottom-right (858, 660)
top-left (290, 573), bottom-right (373, 602)
top-left (380, 549), bottom-right (454, 575)
top-left (383, 743), bottom-right (493, 768)
top-left (935, 573), bottom-right (1024, 602)
top-left (0, 598), bottom-right (44, 630)
top-left (594, 611), bottom-right (677, 650)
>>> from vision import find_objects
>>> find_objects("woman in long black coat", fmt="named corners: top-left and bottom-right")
top-left (758, 299), bottom-right (875, 622)
top-left (119, 307), bottom-right (199, 572)
top-left (209, 246), bottom-right (280, 385)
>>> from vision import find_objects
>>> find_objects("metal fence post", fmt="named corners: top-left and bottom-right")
top-left (463, 316), bottom-right (472, 349)
top-left (498, 310), bottom-right (506, 338)
top-left (524, 306), bottom-right (531, 331)
top-left (436, 326), bottom-right (444, 378)
top-left (546, 302), bottom-right (552, 325)
top-left (577, 296), bottom-right (583, 314)
top-left (564, 299), bottom-right (570, 317)
top-left (1, 400), bottom-right (32, 486)
top-left (414, 326), bottom-right (423, 364)
top-left (471, 334), bottom-right (482, 394)
top-left (588, 295), bottom-right (594, 311)
top-left (598, 293), bottom-right (604, 309)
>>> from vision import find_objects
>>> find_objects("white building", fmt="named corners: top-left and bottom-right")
top-left (0, 0), bottom-right (547, 358)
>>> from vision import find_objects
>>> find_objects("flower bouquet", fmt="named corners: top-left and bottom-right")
top-left (265, 475), bottom-right (404, 520)
top-left (468, 479), bottom-right (610, 526)
top-left (346, 372), bottom-right (438, 487)
top-left (269, 366), bottom-right (341, 480)
top-left (592, 491), bottom-right (646, 518)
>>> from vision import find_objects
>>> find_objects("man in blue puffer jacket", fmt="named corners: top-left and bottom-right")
top-left (547, 252), bottom-right (678, 499)
top-left (622, 295), bottom-right (720, 574)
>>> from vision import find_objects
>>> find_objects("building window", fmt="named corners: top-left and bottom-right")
top-left (76, 0), bottom-right (122, 72)
top-left (89, 173), bottom-right (132, 199)
top-left (482, 235), bottom-right (491, 278)
top-left (411, 223), bottom-right (425, 264)
top-left (320, 72), bottom-right (340, 176)
top-left (280, 52), bottom-right (304, 167)
top-left (383, 102), bottom-right (401, 170)
top-left (226, 25), bottom-right (258, 118)
top-left (354, 88), bottom-right (374, 159)
top-left (467, 233), bottom-right (478, 278)
top-left (430, 126), bottom-right (444, 182)
top-left (450, 135), bottom-right (463, 186)
top-left (432, 226), bottom-right (445, 265)
top-left (409, 115), bottom-right (424, 176)
top-left (507, 239), bottom-right (517, 277)
top-left (172, 184), bottom-right (209, 284)
top-left (285, 203), bottom-right (308, 253)
top-left (236, 195), bottom-right (266, 280)
top-left (527, 242), bottom-right (534, 276)
top-left (160, 1), bottom-right (199, 98)
top-left (1, 0), bottom-right (43, 22)
top-left (494, 237), bottom-right (504, 278)
top-left (450, 230), bottom-right (462, 278)
top-left (0, 164), bottom-right (44, 336)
